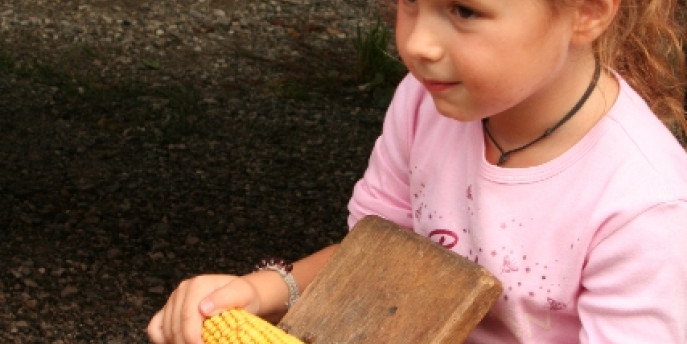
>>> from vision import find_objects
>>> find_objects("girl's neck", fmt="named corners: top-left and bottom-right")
top-left (484, 57), bottom-right (618, 167)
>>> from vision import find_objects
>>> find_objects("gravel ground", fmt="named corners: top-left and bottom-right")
top-left (1, 1), bottom-right (392, 342)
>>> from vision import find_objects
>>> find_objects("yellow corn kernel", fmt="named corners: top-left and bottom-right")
top-left (202, 308), bottom-right (305, 344)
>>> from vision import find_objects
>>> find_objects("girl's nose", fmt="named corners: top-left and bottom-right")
top-left (403, 20), bottom-right (444, 62)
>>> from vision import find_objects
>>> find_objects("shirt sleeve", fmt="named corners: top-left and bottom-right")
top-left (347, 74), bottom-right (422, 230)
top-left (578, 200), bottom-right (687, 343)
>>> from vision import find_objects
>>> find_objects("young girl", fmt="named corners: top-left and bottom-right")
top-left (148, 0), bottom-right (687, 342)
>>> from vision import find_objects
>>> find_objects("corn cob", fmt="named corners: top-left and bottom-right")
top-left (202, 308), bottom-right (305, 344)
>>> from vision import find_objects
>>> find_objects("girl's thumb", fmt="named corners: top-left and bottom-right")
top-left (199, 299), bottom-right (215, 316)
top-left (198, 277), bottom-right (256, 317)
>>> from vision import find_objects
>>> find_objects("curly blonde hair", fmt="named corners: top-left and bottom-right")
top-left (596, 0), bottom-right (686, 138)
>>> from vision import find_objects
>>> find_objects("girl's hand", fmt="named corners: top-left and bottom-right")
top-left (147, 245), bottom-right (338, 343)
top-left (147, 274), bottom-right (261, 344)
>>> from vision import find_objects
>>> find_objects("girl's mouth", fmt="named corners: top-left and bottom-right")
top-left (422, 80), bottom-right (459, 93)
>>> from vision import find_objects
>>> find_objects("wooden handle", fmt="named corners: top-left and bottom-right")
top-left (279, 215), bottom-right (502, 343)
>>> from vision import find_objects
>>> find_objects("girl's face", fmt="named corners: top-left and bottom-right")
top-left (396, 0), bottom-right (579, 122)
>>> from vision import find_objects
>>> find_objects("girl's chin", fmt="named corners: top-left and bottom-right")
top-left (430, 99), bottom-right (482, 122)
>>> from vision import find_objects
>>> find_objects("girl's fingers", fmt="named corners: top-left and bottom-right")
top-left (175, 279), bottom-right (205, 344)
top-left (160, 287), bottom-right (176, 342)
top-left (147, 310), bottom-right (165, 344)
top-left (175, 275), bottom-right (242, 344)
top-left (146, 275), bottom-right (250, 344)
top-left (168, 285), bottom-right (187, 342)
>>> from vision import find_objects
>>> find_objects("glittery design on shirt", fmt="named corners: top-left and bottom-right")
top-left (501, 255), bottom-right (520, 273)
top-left (547, 297), bottom-right (567, 311)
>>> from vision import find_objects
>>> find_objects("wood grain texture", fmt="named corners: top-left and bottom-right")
top-left (279, 215), bottom-right (502, 343)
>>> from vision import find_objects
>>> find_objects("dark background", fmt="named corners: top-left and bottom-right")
top-left (0, 1), bottom-right (389, 342)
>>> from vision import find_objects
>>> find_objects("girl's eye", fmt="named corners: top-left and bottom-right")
top-left (452, 4), bottom-right (478, 19)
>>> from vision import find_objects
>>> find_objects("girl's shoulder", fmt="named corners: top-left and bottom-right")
top-left (591, 74), bottom-right (687, 195)
top-left (604, 75), bottom-right (687, 165)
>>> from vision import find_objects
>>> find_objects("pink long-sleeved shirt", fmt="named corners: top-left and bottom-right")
top-left (347, 74), bottom-right (687, 343)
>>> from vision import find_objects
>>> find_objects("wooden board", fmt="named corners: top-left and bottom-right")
top-left (278, 215), bottom-right (502, 343)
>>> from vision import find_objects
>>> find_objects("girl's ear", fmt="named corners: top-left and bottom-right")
top-left (570, 0), bottom-right (620, 46)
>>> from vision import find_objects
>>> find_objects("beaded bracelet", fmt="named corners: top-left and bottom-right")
top-left (255, 257), bottom-right (300, 309)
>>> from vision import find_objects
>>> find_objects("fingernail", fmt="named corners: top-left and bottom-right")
top-left (199, 300), bottom-right (214, 315)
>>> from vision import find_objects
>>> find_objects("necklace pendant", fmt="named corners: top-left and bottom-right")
top-left (482, 60), bottom-right (600, 169)
top-left (497, 154), bottom-right (509, 166)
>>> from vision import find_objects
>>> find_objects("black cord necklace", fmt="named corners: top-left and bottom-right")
top-left (483, 60), bottom-right (601, 166)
